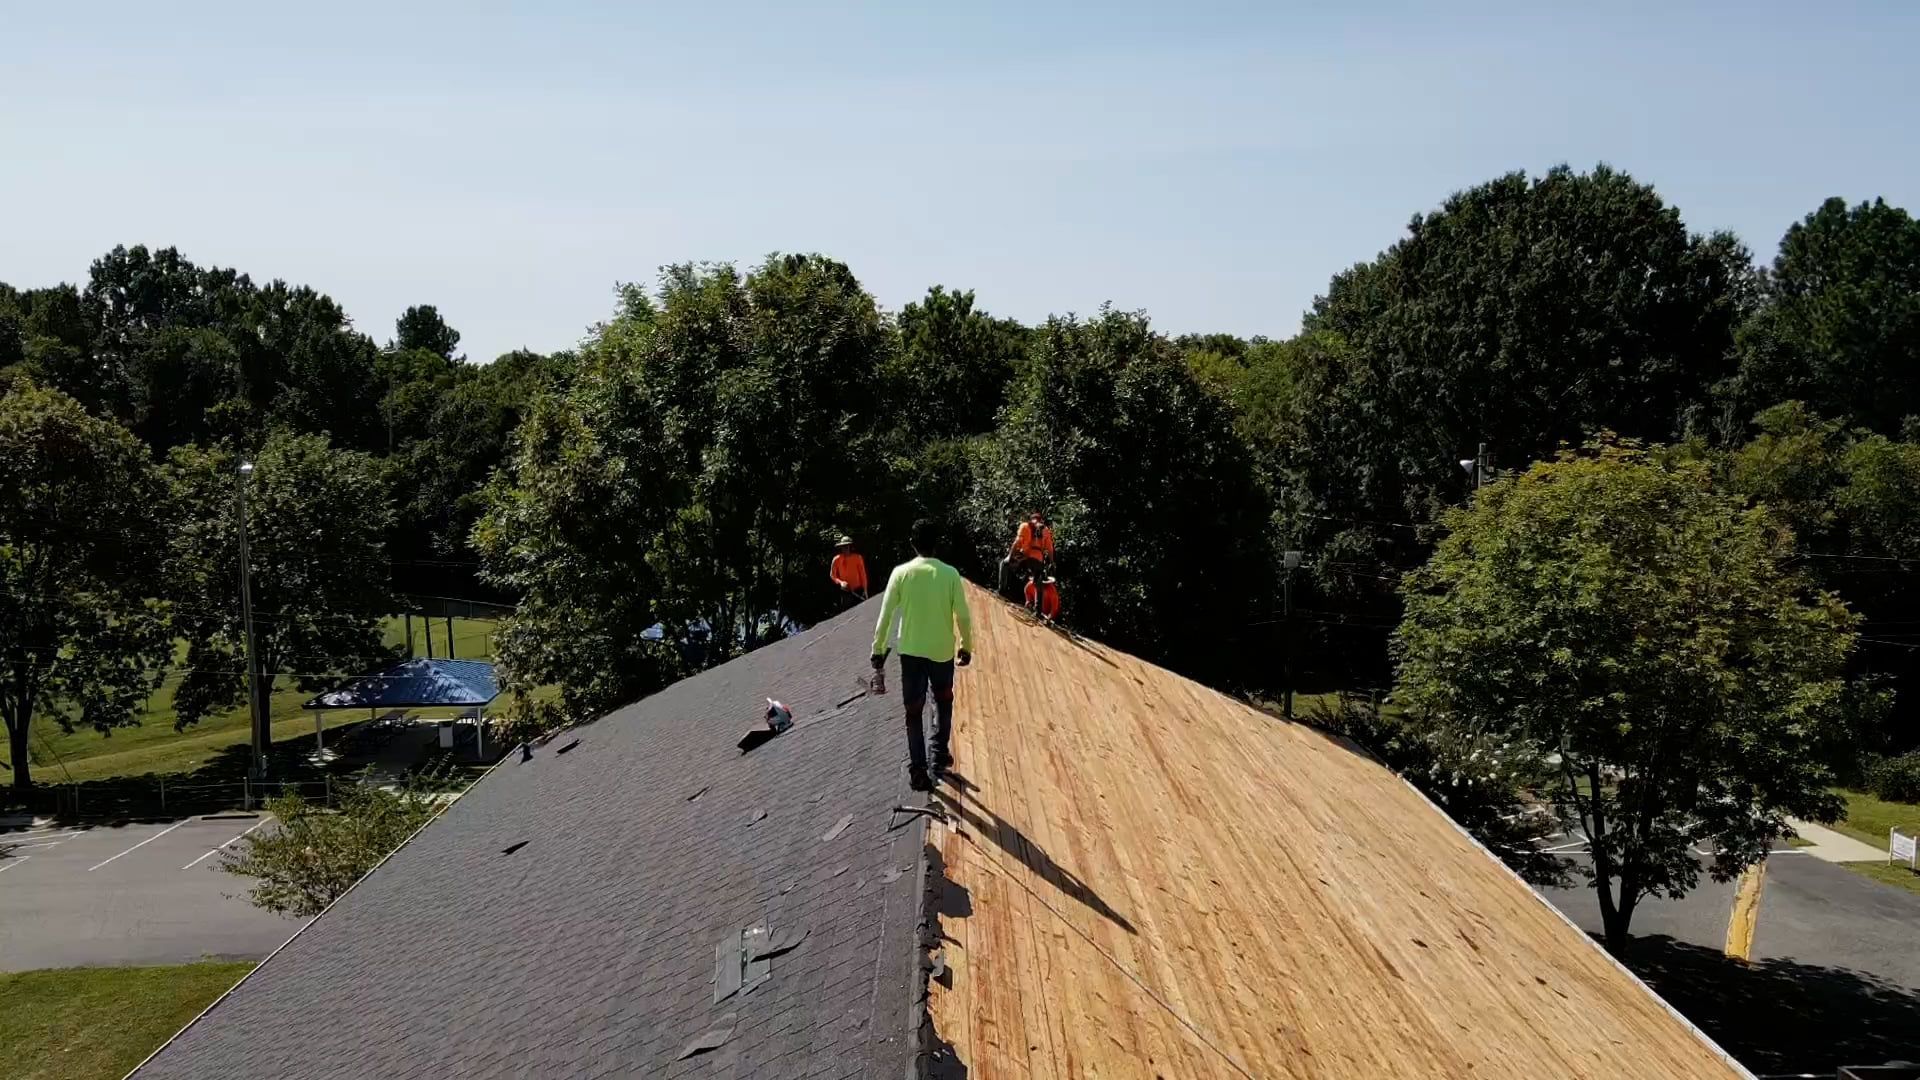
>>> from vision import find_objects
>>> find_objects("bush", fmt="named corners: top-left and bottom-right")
top-left (220, 781), bottom-right (443, 916)
top-left (1865, 751), bottom-right (1920, 803)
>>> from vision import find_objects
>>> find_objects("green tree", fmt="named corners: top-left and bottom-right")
top-left (635, 256), bottom-right (894, 638)
top-left (165, 432), bottom-right (395, 733)
top-left (1395, 442), bottom-right (1862, 953)
top-left (0, 284), bottom-right (95, 409)
top-left (473, 356), bottom-right (680, 723)
top-left (1729, 197), bottom-right (1920, 434)
top-left (476, 256), bottom-right (894, 720)
top-left (887, 286), bottom-right (1028, 438)
top-left (1723, 401), bottom-right (1849, 547)
top-left (387, 349), bottom-right (566, 593)
top-left (392, 304), bottom-right (463, 362)
top-left (1287, 165), bottom-right (1752, 572)
top-left (220, 782), bottom-right (442, 916)
top-left (0, 379), bottom-right (172, 793)
top-left (964, 307), bottom-right (1275, 683)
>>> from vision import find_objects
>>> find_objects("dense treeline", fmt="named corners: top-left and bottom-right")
top-left (4, 165), bottom-right (1919, 811)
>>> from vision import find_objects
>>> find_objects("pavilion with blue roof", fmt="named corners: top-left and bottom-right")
top-left (304, 658), bottom-right (501, 758)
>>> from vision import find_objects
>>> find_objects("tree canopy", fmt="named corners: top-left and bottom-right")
top-left (6, 175), bottom-right (1920, 876)
top-left (1284, 165), bottom-right (1753, 571)
top-left (0, 378), bottom-right (172, 791)
top-left (165, 432), bottom-right (395, 729)
top-left (1395, 443), bottom-right (1863, 952)
top-left (1729, 198), bottom-right (1920, 435)
top-left (964, 307), bottom-right (1276, 683)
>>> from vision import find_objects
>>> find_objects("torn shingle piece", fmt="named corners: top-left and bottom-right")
top-left (741, 926), bottom-right (771, 994)
top-left (751, 925), bottom-right (809, 961)
top-left (881, 868), bottom-right (905, 884)
top-left (500, 841), bottom-right (528, 856)
top-left (687, 786), bottom-right (709, 802)
top-left (746, 809), bottom-right (768, 827)
top-left (677, 1013), bottom-right (737, 1060)
top-left (821, 814), bottom-right (854, 842)
top-left (713, 934), bottom-right (744, 1004)
top-left (554, 738), bottom-right (580, 755)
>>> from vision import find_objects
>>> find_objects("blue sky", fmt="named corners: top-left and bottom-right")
top-left (4, 2), bottom-right (1916, 363)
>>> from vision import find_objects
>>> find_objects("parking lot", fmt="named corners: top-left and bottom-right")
top-left (0, 815), bottom-right (304, 971)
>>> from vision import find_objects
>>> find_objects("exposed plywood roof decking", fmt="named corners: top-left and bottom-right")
top-left (925, 584), bottom-right (1746, 1079)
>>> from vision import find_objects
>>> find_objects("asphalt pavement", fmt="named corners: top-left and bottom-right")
top-left (0, 815), bottom-right (304, 972)
top-left (1540, 845), bottom-right (1920, 1075)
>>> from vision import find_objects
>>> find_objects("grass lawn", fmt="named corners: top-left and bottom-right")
top-left (0, 961), bottom-right (253, 1080)
top-left (1833, 788), bottom-right (1920, 850)
top-left (1841, 860), bottom-right (1920, 898)
top-left (7, 616), bottom-right (501, 784)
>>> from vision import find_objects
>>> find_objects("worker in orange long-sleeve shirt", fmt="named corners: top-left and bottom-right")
top-left (1005, 510), bottom-right (1054, 593)
top-left (830, 535), bottom-right (869, 603)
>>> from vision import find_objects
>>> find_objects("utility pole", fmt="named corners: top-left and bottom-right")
top-left (237, 461), bottom-right (268, 779)
top-left (1282, 550), bottom-right (1302, 719)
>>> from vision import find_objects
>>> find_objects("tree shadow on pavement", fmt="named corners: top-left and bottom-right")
top-left (1617, 933), bottom-right (1920, 1076)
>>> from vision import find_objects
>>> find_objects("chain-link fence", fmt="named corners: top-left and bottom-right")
top-left (30, 776), bottom-right (343, 819)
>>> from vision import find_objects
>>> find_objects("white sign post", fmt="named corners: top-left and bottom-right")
top-left (1890, 828), bottom-right (1917, 869)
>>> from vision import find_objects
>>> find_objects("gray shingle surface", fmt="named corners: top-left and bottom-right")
top-left (138, 599), bottom-right (924, 1080)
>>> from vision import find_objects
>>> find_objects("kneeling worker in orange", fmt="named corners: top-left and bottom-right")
top-left (1024, 575), bottom-right (1062, 621)
top-left (872, 519), bottom-right (974, 792)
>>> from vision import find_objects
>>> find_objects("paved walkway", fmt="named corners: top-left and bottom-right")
top-left (1788, 818), bottom-right (1889, 862)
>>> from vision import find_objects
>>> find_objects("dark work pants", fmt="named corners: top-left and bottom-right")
top-left (899, 654), bottom-right (956, 773)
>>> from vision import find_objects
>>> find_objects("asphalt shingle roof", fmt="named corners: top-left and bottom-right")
top-left (139, 599), bottom-right (924, 1079)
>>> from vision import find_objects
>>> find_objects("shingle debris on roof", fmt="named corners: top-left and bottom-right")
top-left (137, 598), bottom-right (922, 1080)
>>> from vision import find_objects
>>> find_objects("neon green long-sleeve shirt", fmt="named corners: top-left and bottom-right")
top-left (871, 556), bottom-right (974, 662)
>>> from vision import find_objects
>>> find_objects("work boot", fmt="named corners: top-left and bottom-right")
top-left (908, 768), bottom-right (934, 792)
top-left (932, 749), bottom-right (953, 774)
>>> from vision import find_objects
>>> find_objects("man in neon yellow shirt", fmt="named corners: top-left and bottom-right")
top-left (871, 519), bottom-right (974, 791)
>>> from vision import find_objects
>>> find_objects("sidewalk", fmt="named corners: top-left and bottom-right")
top-left (1788, 818), bottom-right (1889, 862)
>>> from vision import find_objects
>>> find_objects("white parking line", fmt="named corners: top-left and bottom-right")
top-left (182, 819), bottom-right (271, 870)
top-left (0, 855), bottom-right (29, 873)
top-left (87, 820), bottom-right (190, 872)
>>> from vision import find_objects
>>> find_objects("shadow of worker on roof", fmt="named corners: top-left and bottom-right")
top-left (934, 774), bottom-right (1136, 935)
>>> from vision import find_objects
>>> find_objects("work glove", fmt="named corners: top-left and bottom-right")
top-left (870, 652), bottom-right (887, 671)
top-left (956, 649), bottom-right (972, 667)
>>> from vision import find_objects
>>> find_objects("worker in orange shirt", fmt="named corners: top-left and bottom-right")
top-left (1006, 510), bottom-right (1054, 590)
top-left (1024, 575), bottom-right (1062, 622)
top-left (830, 535), bottom-right (869, 603)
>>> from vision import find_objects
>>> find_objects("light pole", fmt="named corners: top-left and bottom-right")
top-left (1282, 549), bottom-right (1302, 719)
top-left (237, 461), bottom-right (268, 780)
top-left (1458, 441), bottom-right (1489, 491)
